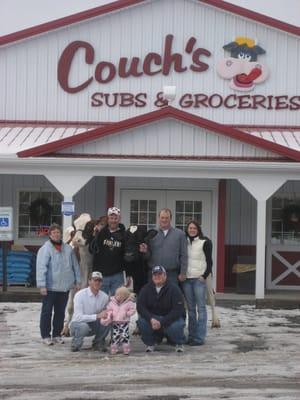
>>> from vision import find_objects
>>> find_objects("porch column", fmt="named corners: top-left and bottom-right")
top-left (238, 176), bottom-right (286, 299)
top-left (45, 173), bottom-right (92, 233)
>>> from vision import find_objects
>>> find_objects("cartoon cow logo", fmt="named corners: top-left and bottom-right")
top-left (217, 37), bottom-right (269, 92)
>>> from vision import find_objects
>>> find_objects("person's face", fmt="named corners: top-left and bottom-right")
top-left (115, 291), bottom-right (127, 303)
top-left (187, 223), bottom-right (198, 237)
top-left (159, 211), bottom-right (171, 230)
top-left (107, 214), bottom-right (120, 230)
top-left (89, 277), bottom-right (102, 291)
top-left (152, 272), bottom-right (167, 286)
top-left (49, 228), bottom-right (62, 242)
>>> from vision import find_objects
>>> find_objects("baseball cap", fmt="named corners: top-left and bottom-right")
top-left (152, 266), bottom-right (166, 275)
top-left (91, 271), bottom-right (103, 280)
top-left (107, 207), bottom-right (121, 216)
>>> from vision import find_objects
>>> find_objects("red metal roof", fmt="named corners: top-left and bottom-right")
top-left (16, 107), bottom-right (300, 161)
top-left (0, 0), bottom-right (299, 47)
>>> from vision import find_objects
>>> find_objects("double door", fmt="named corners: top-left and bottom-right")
top-left (121, 189), bottom-right (212, 236)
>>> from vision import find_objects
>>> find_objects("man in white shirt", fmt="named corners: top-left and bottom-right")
top-left (69, 271), bottom-right (109, 352)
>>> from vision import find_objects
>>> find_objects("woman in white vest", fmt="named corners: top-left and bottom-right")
top-left (182, 220), bottom-right (213, 346)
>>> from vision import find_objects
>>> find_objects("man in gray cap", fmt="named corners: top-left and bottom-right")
top-left (69, 271), bottom-right (110, 352)
top-left (137, 266), bottom-right (186, 353)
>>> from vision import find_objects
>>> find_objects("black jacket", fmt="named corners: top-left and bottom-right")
top-left (137, 280), bottom-right (185, 328)
top-left (89, 224), bottom-right (126, 277)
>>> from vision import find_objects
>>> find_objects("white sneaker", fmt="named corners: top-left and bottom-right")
top-left (175, 344), bottom-right (184, 353)
top-left (52, 336), bottom-right (64, 344)
top-left (146, 345), bottom-right (154, 353)
top-left (42, 338), bottom-right (53, 346)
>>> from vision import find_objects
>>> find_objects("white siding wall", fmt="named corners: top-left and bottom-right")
top-left (57, 119), bottom-right (281, 158)
top-left (226, 180), bottom-right (300, 245)
top-left (0, 0), bottom-right (298, 125)
top-left (0, 175), bottom-right (107, 241)
top-left (74, 176), bottom-right (107, 217)
top-left (225, 179), bottom-right (257, 245)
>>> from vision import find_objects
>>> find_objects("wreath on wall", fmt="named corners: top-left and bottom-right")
top-left (282, 203), bottom-right (300, 232)
top-left (29, 198), bottom-right (52, 226)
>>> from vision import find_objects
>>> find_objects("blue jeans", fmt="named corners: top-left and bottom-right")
top-left (137, 316), bottom-right (186, 346)
top-left (40, 290), bottom-right (69, 339)
top-left (182, 279), bottom-right (207, 344)
top-left (69, 320), bottom-right (110, 349)
top-left (101, 272), bottom-right (124, 296)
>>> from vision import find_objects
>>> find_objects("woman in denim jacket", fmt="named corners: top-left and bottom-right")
top-left (36, 223), bottom-right (81, 345)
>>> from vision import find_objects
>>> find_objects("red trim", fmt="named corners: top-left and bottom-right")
top-left (0, 0), bottom-right (298, 46)
top-left (44, 153), bottom-right (290, 162)
top-left (1, 119), bottom-right (298, 131)
top-left (0, 120), bottom-right (111, 127)
top-left (17, 106), bottom-right (300, 161)
top-left (0, 0), bottom-right (145, 46)
top-left (228, 125), bottom-right (300, 131)
top-left (106, 177), bottom-right (115, 209)
top-left (216, 179), bottom-right (226, 293)
top-left (200, 0), bottom-right (299, 36)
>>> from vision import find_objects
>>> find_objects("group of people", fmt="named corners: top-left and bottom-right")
top-left (36, 206), bottom-right (213, 354)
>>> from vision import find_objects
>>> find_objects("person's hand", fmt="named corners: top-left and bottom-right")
top-left (40, 287), bottom-right (47, 296)
top-left (139, 243), bottom-right (148, 253)
top-left (97, 310), bottom-right (108, 320)
top-left (178, 274), bottom-right (186, 282)
top-left (93, 224), bottom-right (101, 235)
top-left (150, 318), bottom-right (161, 330)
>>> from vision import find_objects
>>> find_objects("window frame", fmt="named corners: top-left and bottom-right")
top-left (16, 189), bottom-right (63, 244)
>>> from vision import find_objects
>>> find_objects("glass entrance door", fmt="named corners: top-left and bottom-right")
top-left (121, 189), bottom-right (212, 236)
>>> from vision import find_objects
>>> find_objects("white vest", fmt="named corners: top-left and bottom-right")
top-left (186, 237), bottom-right (207, 278)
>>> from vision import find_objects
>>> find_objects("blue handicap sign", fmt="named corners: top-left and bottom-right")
top-left (0, 217), bottom-right (9, 227)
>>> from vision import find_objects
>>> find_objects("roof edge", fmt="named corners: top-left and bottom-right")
top-left (1, 119), bottom-right (299, 130)
top-left (0, 0), bottom-right (299, 46)
top-left (17, 106), bottom-right (300, 162)
top-left (0, 0), bottom-right (144, 46)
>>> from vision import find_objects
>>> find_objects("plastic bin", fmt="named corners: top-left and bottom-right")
top-left (233, 256), bottom-right (256, 294)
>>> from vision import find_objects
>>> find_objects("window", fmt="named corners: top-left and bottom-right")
top-left (175, 200), bottom-right (202, 230)
top-left (18, 191), bottom-right (63, 239)
top-left (271, 196), bottom-right (300, 244)
top-left (129, 199), bottom-right (157, 229)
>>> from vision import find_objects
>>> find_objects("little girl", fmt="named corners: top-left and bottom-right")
top-left (101, 286), bottom-right (136, 355)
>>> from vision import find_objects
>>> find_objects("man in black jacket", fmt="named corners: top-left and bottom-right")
top-left (137, 266), bottom-right (186, 352)
top-left (89, 207), bottom-right (128, 295)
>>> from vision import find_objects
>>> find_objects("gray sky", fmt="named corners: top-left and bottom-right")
top-left (0, 0), bottom-right (299, 36)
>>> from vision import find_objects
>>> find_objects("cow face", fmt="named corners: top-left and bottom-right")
top-left (217, 37), bottom-right (269, 92)
top-left (72, 213), bottom-right (92, 247)
top-left (63, 226), bottom-right (75, 245)
top-left (124, 225), bottom-right (157, 263)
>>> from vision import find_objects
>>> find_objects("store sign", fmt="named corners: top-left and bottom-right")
top-left (61, 202), bottom-right (75, 216)
top-left (0, 207), bottom-right (13, 241)
top-left (58, 34), bottom-right (211, 92)
top-left (57, 34), bottom-right (300, 111)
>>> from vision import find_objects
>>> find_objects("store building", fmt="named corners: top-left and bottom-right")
top-left (0, 0), bottom-right (299, 298)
